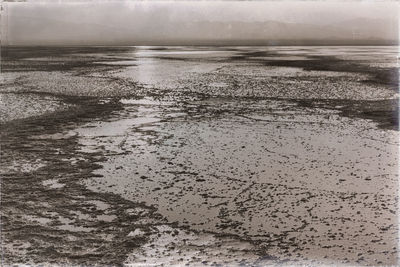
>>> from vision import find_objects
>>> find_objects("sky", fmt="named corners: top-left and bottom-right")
top-left (1, 0), bottom-right (399, 45)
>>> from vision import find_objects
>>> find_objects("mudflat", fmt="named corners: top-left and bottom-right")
top-left (1, 46), bottom-right (398, 266)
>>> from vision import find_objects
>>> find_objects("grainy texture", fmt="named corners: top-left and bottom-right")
top-left (1, 46), bottom-right (398, 266)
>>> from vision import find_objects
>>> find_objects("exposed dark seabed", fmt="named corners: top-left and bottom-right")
top-left (0, 46), bottom-right (399, 266)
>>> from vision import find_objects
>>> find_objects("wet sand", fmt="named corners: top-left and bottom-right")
top-left (0, 46), bottom-right (399, 266)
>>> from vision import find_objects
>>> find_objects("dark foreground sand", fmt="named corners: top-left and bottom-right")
top-left (0, 46), bottom-right (399, 266)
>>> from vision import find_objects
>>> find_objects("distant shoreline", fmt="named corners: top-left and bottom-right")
top-left (1, 43), bottom-right (399, 48)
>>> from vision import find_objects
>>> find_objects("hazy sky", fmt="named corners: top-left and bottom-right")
top-left (1, 1), bottom-right (398, 45)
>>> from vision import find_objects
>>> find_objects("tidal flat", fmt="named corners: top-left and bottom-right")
top-left (0, 46), bottom-right (398, 266)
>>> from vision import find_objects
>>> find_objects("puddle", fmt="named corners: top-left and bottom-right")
top-left (31, 131), bottom-right (78, 140)
top-left (120, 97), bottom-right (173, 106)
top-left (97, 214), bottom-right (117, 222)
top-left (56, 216), bottom-right (96, 233)
top-left (23, 215), bottom-right (53, 225)
top-left (86, 200), bottom-right (111, 211)
top-left (94, 60), bottom-right (136, 66)
top-left (42, 179), bottom-right (65, 189)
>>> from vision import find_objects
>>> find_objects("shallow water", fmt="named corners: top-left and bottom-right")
top-left (74, 93), bottom-right (398, 265)
top-left (109, 46), bottom-right (398, 100)
top-left (1, 46), bottom-right (399, 266)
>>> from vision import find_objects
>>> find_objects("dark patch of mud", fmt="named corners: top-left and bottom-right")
top-left (232, 50), bottom-right (398, 89)
top-left (1, 46), bottom-right (137, 73)
top-left (293, 98), bottom-right (399, 131)
top-left (264, 56), bottom-right (398, 89)
top-left (196, 94), bottom-right (399, 131)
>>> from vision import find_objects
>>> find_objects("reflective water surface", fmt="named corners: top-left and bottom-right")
top-left (1, 46), bottom-right (398, 266)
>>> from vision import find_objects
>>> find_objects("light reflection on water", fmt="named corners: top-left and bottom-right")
top-left (2, 45), bottom-right (398, 265)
